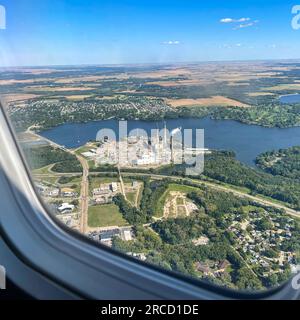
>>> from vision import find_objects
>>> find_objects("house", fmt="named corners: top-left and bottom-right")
top-left (192, 236), bottom-right (209, 246)
top-left (47, 188), bottom-right (60, 197)
top-left (261, 260), bottom-right (270, 268)
top-left (93, 185), bottom-right (111, 196)
top-left (99, 229), bottom-right (120, 242)
top-left (132, 181), bottom-right (139, 189)
top-left (61, 187), bottom-right (76, 197)
top-left (36, 184), bottom-right (59, 197)
top-left (127, 252), bottom-right (147, 261)
top-left (88, 232), bottom-right (99, 241)
top-left (58, 203), bottom-right (75, 213)
top-left (217, 260), bottom-right (230, 272)
top-left (94, 195), bottom-right (112, 204)
top-left (110, 182), bottom-right (118, 193)
top-left (291, 264), bottom-right (300, 274)
top-left (93, 188), bottom-right (109, 196)
top-left (195, 262), bottom-right (212, 275)
top-left (36, 183), bottom-right (47, 194)
top-left (122, 229), bottom-right (132, 241)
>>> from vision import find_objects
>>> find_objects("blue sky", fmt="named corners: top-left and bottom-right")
top-left (0, 0), bottom-right (300, 66)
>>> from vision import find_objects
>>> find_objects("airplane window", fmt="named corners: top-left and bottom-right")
top-left (1, 0), bottom-right (300, 293)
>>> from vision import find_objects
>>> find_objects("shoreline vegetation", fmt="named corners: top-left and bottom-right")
top-left (256, 146), bottom-right (300, 180)
top-left (9, 99), bottom-right (300, 132)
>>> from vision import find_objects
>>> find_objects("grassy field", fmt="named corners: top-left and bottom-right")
top-left (126, 192), bottom-right (136, 205)
top-left (177, 206), bottom-right (187, 217)
top-left (88, 160), bottom-right (97, 170)
top-left (75, 142), bottom-right (99, 156)
top-left (99, 177), bottom-right (119, 183)
top-left (123, 179), bottom-right (144, 207)
top-left (88, 204), bottom-right (128, 228)
top-left (32, 164), bottom-right (53, 174)
top-left (34, 176), bottom-right (58, 185)
top-left (75, 146), bottom-right (91, 155)
top-left (177, 197), bottom-right (185, 205)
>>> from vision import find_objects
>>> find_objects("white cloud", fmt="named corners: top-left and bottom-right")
top-left (220, 18), bottom-right (234, 23)
top-left (220, 17), bottom-right (258, 30)
top-left (233, 20), bottom-right (259, 30)
top-left (238, 17), bottom-right (250, 22)
top-left (162, 40), bottom-right (180, 45)
top-left (233, 22), bottom-right (254, 30)
top-left (220, 17), bottom-right (250, 23)
top-left (220, 43), bottom-right (256, 50)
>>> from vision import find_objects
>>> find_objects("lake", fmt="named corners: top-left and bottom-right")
top-left (40, 117), bottom-right (300, 167)
top-left (280, 94), bottom-right (300, 104)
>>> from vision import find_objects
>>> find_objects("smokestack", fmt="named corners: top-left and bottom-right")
top-left (164, 122), bottom-right (167, 146)
top-left (170, 127), bottom-right (182, 164)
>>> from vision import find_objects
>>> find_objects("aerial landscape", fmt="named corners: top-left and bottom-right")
top-left (1, 0), bottom-right (300, 294)
top-left (1, 61), bottom-right (300, 291)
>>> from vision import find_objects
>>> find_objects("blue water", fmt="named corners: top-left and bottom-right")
top-left (280, 94), bottom-right (300, 104)
top-left (40, 118), bottom-right (300, 167)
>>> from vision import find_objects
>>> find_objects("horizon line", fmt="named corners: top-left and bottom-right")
top-left (1, 57), bottom-right (300, 69)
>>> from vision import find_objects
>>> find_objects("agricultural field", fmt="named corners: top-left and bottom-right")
top-left (264, 84), bottom-right (300, 91)
top-left (5, 61), bottom-right (300, 131)
top-left (166, 96), bottom-right (249, 108)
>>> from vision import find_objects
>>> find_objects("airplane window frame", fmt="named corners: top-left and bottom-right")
top-left (0, 102), bottom-right (299, 300)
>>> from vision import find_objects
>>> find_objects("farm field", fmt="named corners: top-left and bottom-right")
top-left (166, 96), bottom-right (249, 108)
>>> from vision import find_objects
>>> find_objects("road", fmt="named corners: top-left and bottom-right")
top-left (118, 166), bottom-right (127, 200)
top-left (77, 154), bottom-right (89, 234)
top-left (34, 169), bottom-right (300, 219)
top-left (118, 172), bottom-right (300, 219)
top-left (28, 131), bottom-right (90, 234)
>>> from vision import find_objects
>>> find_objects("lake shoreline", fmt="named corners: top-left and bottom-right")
top-left (39, 117), bottom-right (300, 167)
top-left (30, 111), bottom-right (300, 135)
